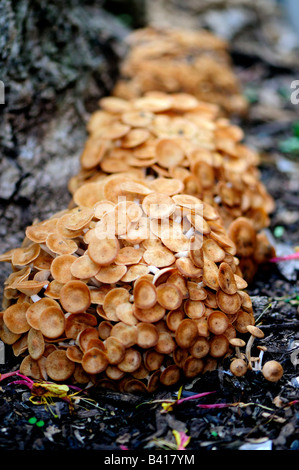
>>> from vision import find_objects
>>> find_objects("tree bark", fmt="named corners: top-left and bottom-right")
top-left (0, 0), bottom-right (130, 297)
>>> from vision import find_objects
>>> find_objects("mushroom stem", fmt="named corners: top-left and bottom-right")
top-left (245, 335), bottom-right (255, 369)
top-left (245, 326), bottom-right (265, 370)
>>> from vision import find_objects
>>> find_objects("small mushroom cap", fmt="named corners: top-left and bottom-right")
top-left (183, 356), bottom-right (205, 378)
top-left (50, 254), bottom-right (77, 284)
top-left (189, 337), bottom-right (210, 359)
top-left (27, 328), bottom-right (45, 360)
top-left (218, 262), bottom-right (238, 295)
top-left (216, 289), bottom-right (242, 315)
top-left (229, 337), bottom-right (246, 348)
top-left (207, 310), bottom-right (229, 335)
top-left (144, 349), bottom-right (165, 371)
top-left (45, 349), bottom-right (76, 381)
top-left (175, 318), bottom-right (198, 349)
top-left (26, 298), bottom-right (60, 330)
top-left (234, 310), bottom-right (255, 334)
top-left (230, 358), bottom-right (247, 376)
top-left (166, 309), bottom-right (185, 332)
top-left (142, 192), bottom-right (176, 219)
top-left (104, 336), bottom-right (126, 365)
top-left (123, 379), bottom-right (148, 394)
top-left (77, 327), bottom-right (99, 352)
top-left (60, 280), bottom-right (91, 314)
top-left (156, 283), bottom-right (182, 310)
top-left (134, 303), bottom-right (166, 323)
top-left (117, 348), bottom-right (142, 373)
top-left (110, 322), bottom-right (137, 348)
top-left (155, 331), bottom-right (176, 355)
top-left (228, 217), bottom-right (257, 257)
top-left (65, 312), bottom-right (97, 339)
top-left (262, 360), bottom-right (283, 382)
top-left (133, 279), bottom-right (157, 309)
top-left (246, 325), bottom-right (264, 338)
top-left (82, 347), bottom-right (109, 375)
top-left (136, 322), bottom-right (159, 349)
top-left (209, 334), bottom-right (229, 358)
top-left (20, 354), bottom-right (42, 380)
top-left (103, 287), bottom-right (130, 322)
top-left (160, 364), bottom-right (181, 386)
top-left (3, 302), bottom-right (31, 335)
top-left (88, 234), bottom-right (120, 266)
top-left (39, 306), bottom-right (65, 339)
top-left (66, 345), bottom-right (84, 363)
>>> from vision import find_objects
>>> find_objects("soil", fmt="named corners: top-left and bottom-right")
top-left (0, 1), bottom-right (298, 455)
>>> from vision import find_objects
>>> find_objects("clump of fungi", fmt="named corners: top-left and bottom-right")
top-left (0, 185), bottom-right (282, 392)
top-left (0, 27), bottom-right (284, 392)
top-left (69, 91), bottom-right (275, 282)
top-left (113, 27), bottom-right (248, 116)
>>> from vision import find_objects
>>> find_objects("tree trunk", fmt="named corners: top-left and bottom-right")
top-left (0, 0), bottom-right (131, 297)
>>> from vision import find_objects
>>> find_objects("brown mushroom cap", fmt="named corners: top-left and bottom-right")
top-left (175, 318), bottom-right (198, 349)
top-left (11, 244), bottom-right (41, 267)
top-left (77, 327), bottom-right (99, 352)
top-left (228, 217), bottom-right (257, 257)
top-left (144, 349), bottom-right (165, 371)
top-left (216, 290), bottom-right (241, 315)
top-left (70, 254), bottom-right (101, 279)
top-left (103, 287), bottom-right (130, 322)
top-left (230, 358), bottom-right (247, 376)
top-left (65, 312), bottom-right (98, 339)
top-left (110, 322), bottom-right (137, 348)
top-left (155, 331), bottom-right (176, 355)
top-left (209, 334), bottom-right (229, 358)
top-left (262, 360), bottom-right (283, 382)
top-left (207, 310), bottom-right (229, 335)
top-left (82, 347), bottom-right (109, 375)
top-left (45, 349), bottom-right (76, 381)
top-left (156, 283), bottom-right (182, 310)
top-left (88, 235), bottom-right (120, 266)
top-left (160, 364), bottom-right (181, 386)
top-left (39, 306), bottom-right (65, 339)
top-left (166, 309), bottom-right (185, 332)
top-left (189, 337), bottom-right (210, 358)
top-left (133, 279), bottom-right (157, 309)
top-left (98, 320), bottom-right (113, 340)
top-left (234, 310), bottom-right (255, 333)
top-left (117, 348), bottom-right (142, 373)
top-left (246, 325), bottom-right (264, 339)
top-left (66, 345), bottom-right (84, 363)
top-left (27, 328), bottom-right (45, 360)
top-left (20, 354), bottom-right (42, 380)
top-left (3, 302), bottom-right (31, 335)
top-left (136, 322), bottom-right (159, 349)
top-left (26, 298), bottom-right (60, 330)
top-left (183, 356), bottom-right (204, 378)
top-left (50, 254), bottom-right (77, 284)
top-left (60, 280), bottom-right (91, 314)
top-left (218, 262), bottom-right (238, 295)
top-left (134, 303), bottom-right (166, 323)
top-left (104, 336), bottom-right (126, 364)
top-left (184, 300), bottom-right (206, 319)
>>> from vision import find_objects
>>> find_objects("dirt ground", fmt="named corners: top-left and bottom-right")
top-left (0, 0), bottom-right (298, 454)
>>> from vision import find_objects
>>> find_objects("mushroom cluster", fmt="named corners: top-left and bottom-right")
top-left (69, 92), bottom-right (275, 282)
top-left (113, 27), bottom-right (248, 116)
top-left (0, 27), bottom-right (283, 391)
top-left (0, 186), bottom-right (259, 391)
